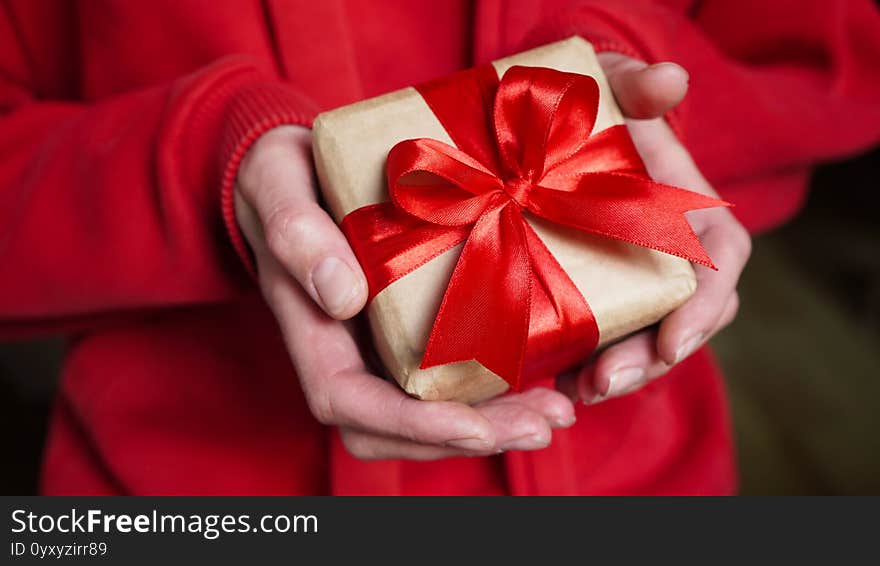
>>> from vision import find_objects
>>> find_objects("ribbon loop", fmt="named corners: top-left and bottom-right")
top-left (388, 138), bottom-right (504, 227)
top-left (493, 66), bottom-right (602, 184)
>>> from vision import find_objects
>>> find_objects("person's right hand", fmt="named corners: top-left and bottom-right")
top-left (233, 125), bottom-right (578, 460)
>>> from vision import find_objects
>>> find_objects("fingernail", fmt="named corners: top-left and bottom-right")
top-left (674, 333), bottom-right (703, 364)
top-left (594, 371), bottom-right (612, 397)
top-left (445, 437), bottom-right (493, 451)
top-left (581, 395), bottom-right (601, 406)
top-left (499, 433), bottom-right (550, 452)
top-left (607, 367), bottom-right (644, 396)
top-left (312, 257), bottom-right (361, 317)
top-left (551, 413), bottom-right (576, 428)
top-left (649, 62), bottom-right (689, 82)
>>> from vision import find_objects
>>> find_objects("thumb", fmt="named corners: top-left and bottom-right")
top-left (597, 52), bottom-right (689, 119)
top-left (236, 126), bottom-right (368, 320)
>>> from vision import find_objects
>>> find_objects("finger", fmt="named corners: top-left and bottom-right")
top-left (339, 386), bottom-right (578, 460)
top-left (570, 292), bottom-right (740, 405)
top-left (260, 256), bottom-right (496, 450)
top-left (619, 117), bottom-right (750, 364)
top-left (338, 428), bottom-right (497, 461)
top-left (238, 126), bottom-right (367, 320)
top-left (624, 116), bottom-right (716, 196)
top-left (656, 219), bottom-right (751, 365)
top-left (578, 329), bottom-right (671, 403)
top-left (598, 52), bottom-right (689, 119)
top-left (475, 387), bottom-right (577, 451)
top-left (481, 387), bottom-right (576, 429)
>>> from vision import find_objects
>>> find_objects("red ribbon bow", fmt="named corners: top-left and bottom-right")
top-left (341, 64), bottom-right (727, 390)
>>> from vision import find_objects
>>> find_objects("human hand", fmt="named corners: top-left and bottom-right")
top-left (233, 125), bottom-right (578, 460)
top-left (559, 53), bottom-right (751, 403)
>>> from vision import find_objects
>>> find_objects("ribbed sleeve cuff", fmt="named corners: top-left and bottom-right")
top-left (216, 81), bottom-right (318, 278)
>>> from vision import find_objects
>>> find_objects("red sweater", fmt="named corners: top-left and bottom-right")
top-left (2, 0), bottom-right (879, 495)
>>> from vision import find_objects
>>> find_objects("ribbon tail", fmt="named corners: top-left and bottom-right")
top-left (415, 64), bottom-right (502, 174)
top-left (421, 202), bottom-right (532, 390)
top-left (521, 223), bottom-right (600, 380)
top-left (341, 203), bottom-right (470, 301)
top-left (530, 173), bottom-right (729, 269)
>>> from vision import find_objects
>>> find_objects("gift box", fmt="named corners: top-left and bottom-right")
top-left (313, 37), bottom-right (724, 404)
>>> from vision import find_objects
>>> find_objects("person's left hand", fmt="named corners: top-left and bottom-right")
top-left (557, 52), bottom-right (752, 404)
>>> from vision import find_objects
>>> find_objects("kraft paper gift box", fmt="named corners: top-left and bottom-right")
top-left (312, 36), bottom-right (711, 404)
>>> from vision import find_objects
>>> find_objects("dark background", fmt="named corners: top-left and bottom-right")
top-left (2, 148), bottom-right (878, 495)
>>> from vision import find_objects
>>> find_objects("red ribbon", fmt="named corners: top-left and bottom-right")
top-left (341, 64), bottom-right (727, 391)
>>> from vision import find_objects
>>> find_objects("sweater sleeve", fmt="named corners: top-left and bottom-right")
top-left (523, 0), bottom-right (880, 233)
top-left (0, 23), bottom-right (317, 338)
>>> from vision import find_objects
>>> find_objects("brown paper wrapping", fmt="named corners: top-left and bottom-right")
top-left (313, 37), bottom-right (696, 404)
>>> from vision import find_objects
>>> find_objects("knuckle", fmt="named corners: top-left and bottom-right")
top-left (264, 226), bottom-right (290, 262)
top-left (263, 208), bottom-right (318, 262)
top-left (391, 397), bottom-right (421, 444)
top-left (727, 224), bottom-right (752, 258)
top-left (305, 389), bottom-right (337, 426)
